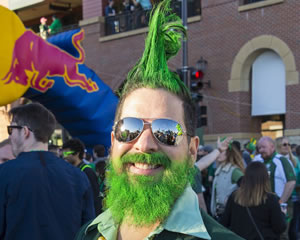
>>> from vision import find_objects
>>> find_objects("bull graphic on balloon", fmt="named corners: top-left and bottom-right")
top-left (2, 30), bottom-right (98, 93)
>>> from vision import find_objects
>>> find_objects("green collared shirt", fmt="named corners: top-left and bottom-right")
top-left (84, 185), bottom-right (211, 240)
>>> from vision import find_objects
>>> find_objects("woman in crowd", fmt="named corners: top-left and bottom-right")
top-left (275, 137), bottom-right (297, 167)
top-left (221, 162), bottom-right (286, 240)
top-left (210, 142), bottom-right (244, 220)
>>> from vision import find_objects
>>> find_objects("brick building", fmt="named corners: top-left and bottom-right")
top-left (79, 0), bottom-right (300, 145)
top-left (1, 0), bottom-right (299, 145)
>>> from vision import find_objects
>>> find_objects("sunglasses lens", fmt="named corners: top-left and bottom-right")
top-left (63, 151), bottom-right (74, 157)
top-left (115, 117), bottom-right (144, 142)
top-left (152, 119), bottom-right (184, 146)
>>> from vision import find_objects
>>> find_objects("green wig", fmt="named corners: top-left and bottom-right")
top-left (121, 0), bottom-right (191, 100)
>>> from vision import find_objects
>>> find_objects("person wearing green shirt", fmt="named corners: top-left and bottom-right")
top-left (48, 15), bottom-right (62, 35)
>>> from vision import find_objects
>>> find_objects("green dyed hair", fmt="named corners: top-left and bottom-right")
top-left (116, 0), bottom-right (197, 135)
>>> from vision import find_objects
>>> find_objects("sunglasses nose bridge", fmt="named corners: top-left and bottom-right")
top-left (133, 126), bottom-right (159, 153)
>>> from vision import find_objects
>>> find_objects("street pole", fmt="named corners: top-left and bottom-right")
top-left (181, 0), bottom-right (189, 89)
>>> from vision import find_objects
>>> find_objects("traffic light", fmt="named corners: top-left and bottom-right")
top-left (190, 68), bottom-right (204, 91)
top-left (191, 69), bottom-right (204, 80)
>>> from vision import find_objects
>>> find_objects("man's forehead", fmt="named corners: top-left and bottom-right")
top-left (259, 139), bottom-right (273, 147)
top-left (120, 88), bottom-right (184, 121)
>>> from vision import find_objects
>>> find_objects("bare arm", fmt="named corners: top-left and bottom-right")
top-left (280, 180), bottom-right (296, 203)
top-left (197, 193), bottom-right (207, 213)
top-left (196, 149), bottom-right (220, 171)
top-left (195, 137), bottom-right (232, 171)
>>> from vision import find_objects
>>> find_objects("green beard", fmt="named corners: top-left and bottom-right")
top-left (105, 152), bottom-right (195, 226)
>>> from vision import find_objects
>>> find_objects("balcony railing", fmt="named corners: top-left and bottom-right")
top-left (105, 0), bottom-right (201, 36)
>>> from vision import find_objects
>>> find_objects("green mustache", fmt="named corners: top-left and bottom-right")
top-left (120, 152), bottom-right (171, 169)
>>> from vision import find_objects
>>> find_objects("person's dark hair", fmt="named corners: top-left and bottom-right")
top-left (9, 103), bottom-right (56, 143)
top-left (234, 161), bottom-right (271, 207)
top-left (85, 152), bottom-right (93, 161)
top-left (93, 144), bottom-right (106, 158)
top-left (232, 141), bottom-right (241, 152)
top-left (62, 138), bottom-right (85, 160)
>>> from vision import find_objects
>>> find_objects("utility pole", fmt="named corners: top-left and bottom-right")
top-left (181, 0), bottom-right (189, 89)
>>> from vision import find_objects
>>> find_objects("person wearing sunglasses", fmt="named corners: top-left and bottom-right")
top-left (255, 136), bottom-right (296, 240)
top-left (62, 138), bottom-right (102, 216)
top-left (275, 137), bottom-right (298, 168)
top-left (75, 0), bottom-right (243, 239)
top-left (0, 103), bottom-right (95, 240)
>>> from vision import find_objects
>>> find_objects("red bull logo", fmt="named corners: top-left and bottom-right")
top-left (2, 29), bottom-right (99, 93)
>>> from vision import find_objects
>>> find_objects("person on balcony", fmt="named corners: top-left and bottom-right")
top-left (48, 15), bottom-right (62, 35)
top-left (39, 17), bottom-right (48, 40)
top-left (105, 0), bottom-right (119, 34)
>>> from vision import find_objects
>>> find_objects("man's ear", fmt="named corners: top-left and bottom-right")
top-left (23, 126), bottom-right (31, 139)
top-left (189, 136), bottom-right (199, 164)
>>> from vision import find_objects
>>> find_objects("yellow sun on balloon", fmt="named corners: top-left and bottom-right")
top-left (0, 5), bottom-right (27, 106)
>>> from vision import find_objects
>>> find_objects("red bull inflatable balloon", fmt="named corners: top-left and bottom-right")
top-left (0, 5), bottom-right (99, 106)
top-left (0, 5), bottom-right (27, 105)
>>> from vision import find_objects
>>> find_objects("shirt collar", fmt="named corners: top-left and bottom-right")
top-left (263, 151), bottom-right (277, 163)
top-left (85, 185), bottom-right (211, 240)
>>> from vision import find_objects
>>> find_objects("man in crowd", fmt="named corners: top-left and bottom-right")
top-left (76, 0), bottom-right (243, 239)
top-left (0, 138), bottom-right (14, 164)
top-left (48, 15), bottom-right (62, 35)
top-left (0, 103), bottom-right (95, 240)
top-left (257, 136), bottom-right (295, 204)
top-left (256, 136), bottom-right (296, 240)
top-left (63, 138), bottom-right (102, 215)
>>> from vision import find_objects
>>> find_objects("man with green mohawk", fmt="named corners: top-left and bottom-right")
top-left (76, 0), bottom-right (244, 239)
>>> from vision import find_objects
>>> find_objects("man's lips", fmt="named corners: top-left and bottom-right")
top-left (126, 162), bottom-right (164, 176)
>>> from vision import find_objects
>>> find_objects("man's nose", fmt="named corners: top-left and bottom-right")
top-left (133, 127), bottom-right (159, 153)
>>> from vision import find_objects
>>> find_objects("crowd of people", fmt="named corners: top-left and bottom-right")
top-left (104, 0), bottom-right (152, 34)
top-left (0, 0), bottom-right (299, 239)
top-left (196, 135), bottom-right (300, 240)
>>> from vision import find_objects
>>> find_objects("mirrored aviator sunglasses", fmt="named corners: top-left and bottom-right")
top-left (114, 117), bottom-right (188, 146)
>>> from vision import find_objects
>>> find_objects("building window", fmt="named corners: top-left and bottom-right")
top-left (242, 0), bottom-right (266, 4)
top-left (238, 0), bottom-right (284, 11)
